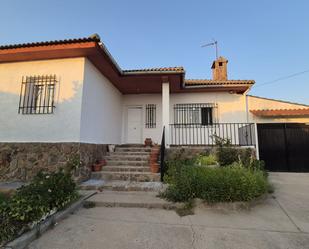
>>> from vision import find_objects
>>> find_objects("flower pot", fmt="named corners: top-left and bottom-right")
top-left (92, 163), bottom-right (103, 172)
top-left (144, 138), bottom-right (153, 147)
top-left (150, 163), bottom-right (160, 173)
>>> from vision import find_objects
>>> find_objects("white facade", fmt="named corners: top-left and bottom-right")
top-left (121, 91), bottom-right (249, 144)
top-left (122, 94), bottom-right (162, 144)
top-left (80, 59), bottom-right (122, 144)
top-left (0, 58), bottom-right (85, 142)
top-left (1, 57), bottom-right (308, 145)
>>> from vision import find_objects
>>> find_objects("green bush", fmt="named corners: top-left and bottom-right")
top-left (213, 136), bottom-right (239, 166)
top-left (0, 170), bottom-right (78, 245)
top-left (0, 193), bottom-right (9, 204)
top-left (195, 154), bottom-right (217, 166)
top-left (162, 161), bottom-right (269, 203)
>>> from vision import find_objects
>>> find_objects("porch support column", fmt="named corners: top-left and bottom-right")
top-left (162, 79), bottom-right (170, 147)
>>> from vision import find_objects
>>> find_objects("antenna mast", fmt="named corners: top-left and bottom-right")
top-left (201, 39), bottom-right (218, 59)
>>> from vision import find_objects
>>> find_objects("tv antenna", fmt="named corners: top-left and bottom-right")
top-left (201, 39), bottom-right (218, 59)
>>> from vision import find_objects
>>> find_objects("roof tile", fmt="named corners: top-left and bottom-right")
top-left (250, 108), bottom-right (309, 117)
top-left (123, 67), bottom-right (185, 73)
top-left (0, 36), bottom-right (100, 50)
top-left (185, 79), bottom-right (255, 86)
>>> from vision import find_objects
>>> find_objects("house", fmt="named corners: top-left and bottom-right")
top-left (0, 34), bottom-right (308, 181)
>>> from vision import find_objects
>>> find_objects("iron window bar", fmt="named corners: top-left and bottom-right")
top-left (173, 103), bottom-right (218, 126)
top-left (145, 104), bottom-right (156, 128)
top-left (18, 75), bottom-right (57, 114)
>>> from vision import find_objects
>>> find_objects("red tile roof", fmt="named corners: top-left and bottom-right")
top-left (185, 79), bottom-right (255, 86)
top-left (123, 67), bottom-right (185, 73)
top-left (250, 109), bottom-right (309, 117)
top-left (0, 36), bottom-right (100, 50)
top-left (0, 35), bottom-right (254, 93)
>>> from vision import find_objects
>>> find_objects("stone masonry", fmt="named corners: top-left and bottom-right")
top-left (0, 142), bottom-right (107, 182)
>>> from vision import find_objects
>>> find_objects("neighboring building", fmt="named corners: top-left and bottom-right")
top-left (0, 34), bottom-right (308, 180)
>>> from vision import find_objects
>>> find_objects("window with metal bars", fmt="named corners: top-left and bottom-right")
top-left (174, 103), bottom-right (217, 125)
top-left (145, 104), bottom-right (156, 128)
top-left (18, 75), bottom-right (56, 114)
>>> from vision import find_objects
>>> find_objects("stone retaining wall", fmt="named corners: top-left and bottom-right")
top-left (0, 143), bottom-right (107, 182)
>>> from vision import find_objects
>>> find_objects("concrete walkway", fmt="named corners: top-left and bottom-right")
top-left (28, 173), bottom-right (309, 249)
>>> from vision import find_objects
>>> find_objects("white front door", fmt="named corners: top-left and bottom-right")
top-left (127, 107), bottom-right (142, 143)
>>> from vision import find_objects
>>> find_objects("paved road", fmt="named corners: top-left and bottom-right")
top-left (28, 173), bottom-right (309, 249)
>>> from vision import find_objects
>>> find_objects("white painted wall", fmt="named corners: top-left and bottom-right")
top-left (122, 94), bottom-right (162, 144)
top-left (247, 95), bottom-right (309, 123)
top-left (170, 92), bottom-right (247, 123)
top-left (80, 59), bottom-right (123, 144)
top-left (121, 91), bottom-right (247, 144)
top-left (0, 58), bottom-right (85, 142)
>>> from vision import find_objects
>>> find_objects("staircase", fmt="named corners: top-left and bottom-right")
top-left (79, 145), bottom-right (171, 209)
top-left (81, 145), bottom-right (161, 191)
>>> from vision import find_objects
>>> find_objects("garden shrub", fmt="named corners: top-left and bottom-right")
top-left (0, 170), bottom-right (78, 246)
top-left (213, 136), bottom-right (239, 166)
top-left (195, 154), bottom-right (217, 166)
top-left (162, 160), bottom-right (269, 203)
top-left (0, 192), bottom-right (9, 204)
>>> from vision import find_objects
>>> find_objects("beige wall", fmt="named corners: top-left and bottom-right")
top-left (0, 58), bottom-right (85, 142)
top-left (171, 92), bottom-right (247, 123)
top-left (247, 95), bottom-right (309, 123)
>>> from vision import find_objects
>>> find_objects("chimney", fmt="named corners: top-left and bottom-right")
top-left (211, 56), bottom-right (228, 81)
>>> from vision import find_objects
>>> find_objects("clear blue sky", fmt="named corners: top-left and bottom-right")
top-left (1, 0), bottom-right (308, 104)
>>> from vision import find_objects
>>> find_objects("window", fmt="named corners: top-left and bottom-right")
top-left (18, 75), bottom-right (56, 114)
top-left (174, 103), bottom-right (216, 125)
top-left (145, 104), bottom-right (156, 128)
top-left (201, 107), bottom-right (213, 125)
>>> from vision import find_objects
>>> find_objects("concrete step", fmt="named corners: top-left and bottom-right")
top-left (86, 190), bottom-right (178, 209)
top-left (115, 147), bottom-right (152, 153)
top-left (91, 171), bottom-right (161, 182)
top-left (79, 179), bottom-right (105, 191)
top-left (79, 180), bottom-right (165, 192)
top-left (106, 160), bottom-right (149, 167)
top-left (116, 144), bottom-right (145, 147)
top-left (105, 155), bottom-right (149, 161)
top-left (101, 166), bottom-right (151, 173)
top-left (108, 152), bottom-right (150, 156)
top-left (102, 180), bottom-right (165, 192)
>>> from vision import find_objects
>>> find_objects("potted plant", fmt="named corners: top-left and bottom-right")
top-left (144, 138), bottom-right (153, 147)
top-left (92, 159), bottom-right (106, 172)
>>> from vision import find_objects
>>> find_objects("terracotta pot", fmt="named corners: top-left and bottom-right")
top-left (144, 138), bottom-right (153, 147)
top-left (151, 147), bottom-right (160, 155)
top-left (92, 163), bottom-right (103, 172)
top-left (150, 163), bottom-right (160, 173)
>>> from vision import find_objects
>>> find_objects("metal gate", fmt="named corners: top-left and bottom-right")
top-left (257, 123), bottom-right (309, 172)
